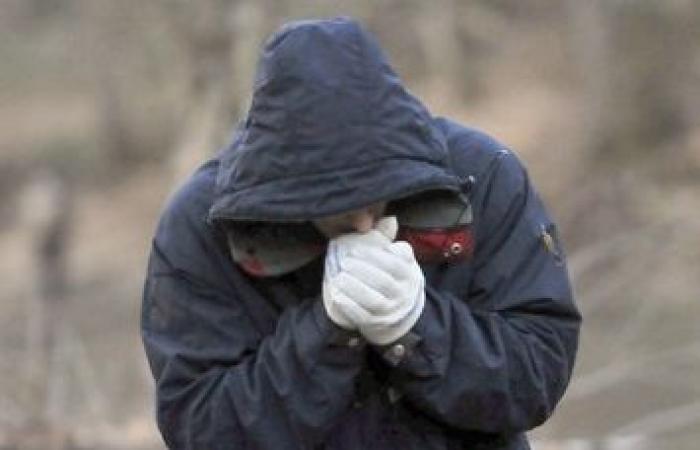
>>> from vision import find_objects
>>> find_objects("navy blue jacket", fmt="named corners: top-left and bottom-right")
top-left (142, 18), bottom-right (580, 449)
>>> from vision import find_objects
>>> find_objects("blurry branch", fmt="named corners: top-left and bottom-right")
top-left (19, 168), bottom-right (109, 448)
top-left (457, 3), bottom-right (509, 42)
top-left (612, 400), bottom-right (700, 437)
top-left (21, 169), bottom-right (73, 448)
top-left (625, 362), bottom-right (700, 395)
top-left (566, 0), bottom-right (695, 162)
top-left (568, 223), bottom-right (656, 316)
top-left (0, 396), bottom-right (26, 431)
top-left (412, 0), bottom-right (506, 100)
top-left (571, 226), bottom-right (660, 356)
top-left (22, 170), bottom-right (71, 390)
top-left (415, 0), bottom-right (464, 96)
top-left (533, 436), bottom-right (654, 450)
top-left (565, 0), bottom-right (614, 156)
top-left (567, 340), bottom-right (700, 401)
top-left (569, 216), bottom-right (700, 366)
top-left (154, 0), bottom-right (267, 180)
top-left (80, 1), bottom-right (137, 168)
top-left (568, 210), bottom-right (700, 305)
top-left (600, 289), bottom-right (659, 356)
top-left (50, 324), bottom-right (108, 422)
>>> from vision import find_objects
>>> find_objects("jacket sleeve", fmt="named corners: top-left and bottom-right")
top-left (141, 167), bottom-right (363, 450)
top-left (385, 150), bottom-right (581, 435)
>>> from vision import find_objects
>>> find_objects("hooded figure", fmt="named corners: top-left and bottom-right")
top-left (142, 17), bottom-right (580, 450)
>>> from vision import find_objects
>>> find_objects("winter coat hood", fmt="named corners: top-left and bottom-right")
top-left (208, 17), bottom-right (462, 224)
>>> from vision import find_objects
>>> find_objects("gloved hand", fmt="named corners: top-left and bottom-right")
top-left (322, 217), bottom-right (397, 330)
top-left (323, 217), bottom-right (425, 345)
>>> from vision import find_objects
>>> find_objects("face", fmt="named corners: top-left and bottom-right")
top-left (313, 202), bottom-right (387, 239)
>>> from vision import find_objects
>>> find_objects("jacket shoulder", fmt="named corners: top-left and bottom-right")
top-left (434, 117), bottom-right (514, 179)
top-left (157, 160), bottom-right (218, 236)
top-left (151, 160), bottom-right (228, 279)
top-left (435, 117), bottom-right (535, 208)
top-left (433, 117), bottom-right (534, 235)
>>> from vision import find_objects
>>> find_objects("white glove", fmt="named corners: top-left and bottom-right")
top-left (322, 217), bottom-right (397, 330)
top-left (323, 217), bottom-right (426, 345)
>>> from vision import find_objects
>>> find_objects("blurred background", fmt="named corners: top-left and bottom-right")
top-left (1, 0), bottom-right (699, 449)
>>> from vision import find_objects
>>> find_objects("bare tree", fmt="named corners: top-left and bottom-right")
top-left (153, 0), bottom-right (270, 181)
top-left (566, 0), bottom-right (615, 156)
top-left (22, 169), bottom-right (74, 449)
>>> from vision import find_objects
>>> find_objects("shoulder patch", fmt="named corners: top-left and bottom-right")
top-left (540, 223), bottom-right (564, 266)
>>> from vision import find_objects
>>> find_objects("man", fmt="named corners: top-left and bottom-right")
top-left (142, 17), bottom-right (580, 450)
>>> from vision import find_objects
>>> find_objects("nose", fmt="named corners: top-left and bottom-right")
top-left (349, 209), bottom-right (376, 233)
